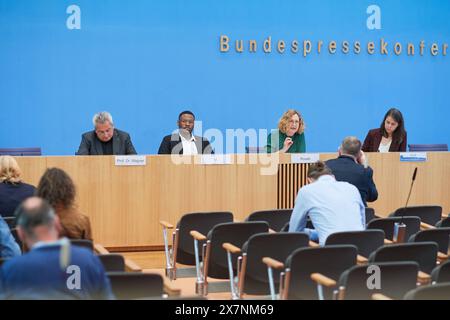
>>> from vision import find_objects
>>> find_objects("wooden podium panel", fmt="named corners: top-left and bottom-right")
top-left (15, 153), bottom-right (449, 249)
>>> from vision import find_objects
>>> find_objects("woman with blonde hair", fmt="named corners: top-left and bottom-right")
top-left (267, 109), bottom-right (306, 153)
top-left (0, 156), bottom-right (36, 218)
top-left (36, 167), bottom-right (92, 241)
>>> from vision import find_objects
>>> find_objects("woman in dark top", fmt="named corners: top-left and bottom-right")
top-left (0, 156), bottom-right (36, 218)
top-left (267, 109), bottom-right (306, 153)
top-left (362, 108), bottom-right (407, 152)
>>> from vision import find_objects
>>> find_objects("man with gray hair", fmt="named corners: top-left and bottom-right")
top-left (76, 111), bottom-right (137, 155)
top-left (0, 197), bottom-right (113, 299)
top-left (326, 136), bottom-right (378, 207)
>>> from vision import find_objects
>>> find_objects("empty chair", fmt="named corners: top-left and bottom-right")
top-left (98, 254), bottom-right (126, 272)
top-left (246, 209), bottom-right (292, 232)
top-left (224, 232), bottom-right (310, 299)
top-left (431, 260), bottom-right (450, 283)
top-left (160, 211), bottom-right (233, 280)
top-left (408, 144), bottom-right (448, 152)
top-left (70, 239), bottom-right (94, 252)
top-left (338, 262), bottom-right (419, 300)
top-left (266, 245), bottom-right (357, 300)
top-left (391, 206), bottom-right (442, 225)
top-left (436, 216), bottom-right (450, 228)
top-left (409, 228), bottom-right (450, 254)
top-left (191, 221), bottom-right (269, 295)
top-left (367, 216), bottom-right (420, 242)
top-left (325, 230), bottom-right (385, 258)
top-left (107, 272), bottom-right (164, 299)
top-left (404, 283), bottom-right (450, 300)
top-left (0, 148), bottom-right (42, 156)
top-left (369, 242), bottom-right (438, 274)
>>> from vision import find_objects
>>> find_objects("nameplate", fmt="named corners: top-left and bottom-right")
top-left (291, 153), bottom-right (320, 164)
top-left (400, 152), bottom-right (427, 162)
top-left (200, 154), bottom-right (232, 165)
top-left (115, 155), bottom-right (147, 166)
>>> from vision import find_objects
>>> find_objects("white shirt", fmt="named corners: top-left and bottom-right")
top-left (180, 133), bottom-right (198, 155)
top-left (289, 175), bottom-right (365, 246)
top-left (378, 140), bottom-right (392, 153)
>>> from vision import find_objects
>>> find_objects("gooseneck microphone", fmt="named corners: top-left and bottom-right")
top-left (394, 167), bottom-right (418, 243)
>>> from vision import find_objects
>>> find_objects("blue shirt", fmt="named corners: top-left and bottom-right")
top-left (0, 216), bottom-right (21, 258)
top-left (0, 242), bottom-right (114, 300)
top-left (289, 175), bottom-right (365, 245)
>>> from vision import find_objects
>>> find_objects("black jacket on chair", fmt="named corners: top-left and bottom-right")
top-left (76, 129), bottom-right (137, 155)
top-left (326, 155), bottom-right (378, 206)
top-left (158, 133), bottom-right (214, 155)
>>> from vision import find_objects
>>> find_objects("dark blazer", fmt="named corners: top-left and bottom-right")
top-left (76, 129), bottom-right (137, 155)
top-left (0, 182), bottom-right (36, 218)
top-left (362, 128), bottom-right (407, 152)
top-left (325, 155), bottom-right (378, 206)
top-left (158, 133), bottom-right (214, 155)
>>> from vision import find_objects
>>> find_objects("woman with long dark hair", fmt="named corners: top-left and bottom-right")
top-left (362, 108), bottom-right (407, 152)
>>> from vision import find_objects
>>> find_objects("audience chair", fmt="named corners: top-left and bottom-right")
top-left (107, 272), bottom-right (165, 299)
top-left (404, 282), bottom-right (450, 300)
top-left (391, 205), bottom-right (442, 226)
top-left (190, 221), bottom-right (269, 296)
top-left (367, 216), bottom-right (420, 242)
top-left (325, 230), bottom-right (385, 262)
top-left (3, 216), bottom-right (16, 229)
top-left (431, 260), bottom-right (450, 284)
top-left (264, 245), bottom-right (358, 300)
top-left (337, 262), bottom-right (419, 300)
top-left (245, 209), bottom-right (292, 232)
top-left (408, 228), bottom-right (450, 263)
top-left (70, 239), bottom-right (94, 251)
top-left (160, 211), bottom-right (233, 280)
top-left (98, 254), bottom-right (126, 272)
top-left (436, 216), bottom-right (450, 228)
top-left (223, 232), bottom-right (309, 299)
top-left (365, 208), bottom-right (377, 223)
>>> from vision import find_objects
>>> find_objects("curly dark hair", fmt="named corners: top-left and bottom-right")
top-left (36, 167), bottom-right (76, 209)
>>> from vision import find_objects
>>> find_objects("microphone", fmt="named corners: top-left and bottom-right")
top-left (394, 167), bottom-right (418, 243)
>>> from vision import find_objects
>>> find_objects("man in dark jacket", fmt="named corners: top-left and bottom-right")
top-left (158, 111), bottom-right (214, 155)
top-left (76, 111), bottom-right (136, 155)
top-left (326, 136), bottom-right (378, 207)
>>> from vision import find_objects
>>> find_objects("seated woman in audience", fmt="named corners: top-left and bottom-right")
top-left (267, 109), bottom-right (306, 153)
top-left (362, 108), bottom-right (407, 152)
top-left (36, 168), bottom-right (92, 241)
top-left (0, 155), bottom-right (36, 218)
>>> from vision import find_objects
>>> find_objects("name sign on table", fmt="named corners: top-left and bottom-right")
top-left (400, 153), bottom-right (427, 162)
top-left (200, 154), bottom-right (232, 165)
top-left (115, 155), bottom-right (147, 166)
top-left (291, 153), bottom-right (320, 164)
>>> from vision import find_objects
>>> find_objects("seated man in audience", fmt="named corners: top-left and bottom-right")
top-left (326, 136), bottom-right (378, 207)
top-left (0, 215), bottom-right (21, 258)
top-left (158, 110), bottom-right (214, 155)
top-left (76, 111), bottom-right (137, 155)
top-left (0, 197), bottom-right (113, 299)
top-left (289, 161), bottom-right (365, 245)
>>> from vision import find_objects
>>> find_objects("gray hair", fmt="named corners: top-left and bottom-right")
top-left (15, 197), bottom-right (56, 239)
top-left (92, 111), bottom-right (114, 127)
top-left (340, 136), bottom-right (362, 157)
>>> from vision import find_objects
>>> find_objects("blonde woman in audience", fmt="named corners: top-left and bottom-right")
top-left (0, 155), bottom-right (36, 218)
top-left (36, 167), bottom-right (92, 241)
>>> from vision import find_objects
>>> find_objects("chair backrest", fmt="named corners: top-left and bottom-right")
top-left (0, 148), bottom-right (42, 156)
top-left (367, 216), bottom-right (420, 241)
top-left (176, 211), bottom-right (233, 265)
top-left (431, 260), bottom-right (450, 284)
top-left (286, 245), bottom-right (358, 300)
top-left (245, 146), bottom-right (266, 153)
top-left (107, 272), bottom-right (164, 299)
top-left (369, 242), bottom-right (438, 274)
top-left (409, 228), bottom-right (450, 254)
top-left (392, 206), bottom-right (442, 225)
top-left (206, 221), bottom-right (269, 279)
top-left (408, 144), bottom-right (448, 152)
top-left (404, 283), bottom-right (450, 300)
top-left (365, 208), bottom-right (376, 223)
top-left (339, 262), bottom-right (419, 300)
top-left (70, 239), bottom-right (94, 252)
top-left (241, 232), bottom-right (310, 295)
top-left (98, 254), bottom-right (126, 272)
top-left (2, 216), bottom-right (16, 229)
top-left (325, 230), bottom-right (385, 258)
top-left (436, 216), bottom-right (450, 228)
top-left (246, 209), bottom-right (292, 232)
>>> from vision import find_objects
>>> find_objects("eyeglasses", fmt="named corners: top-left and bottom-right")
top-left (96, 128), bottom-right (113, 136)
